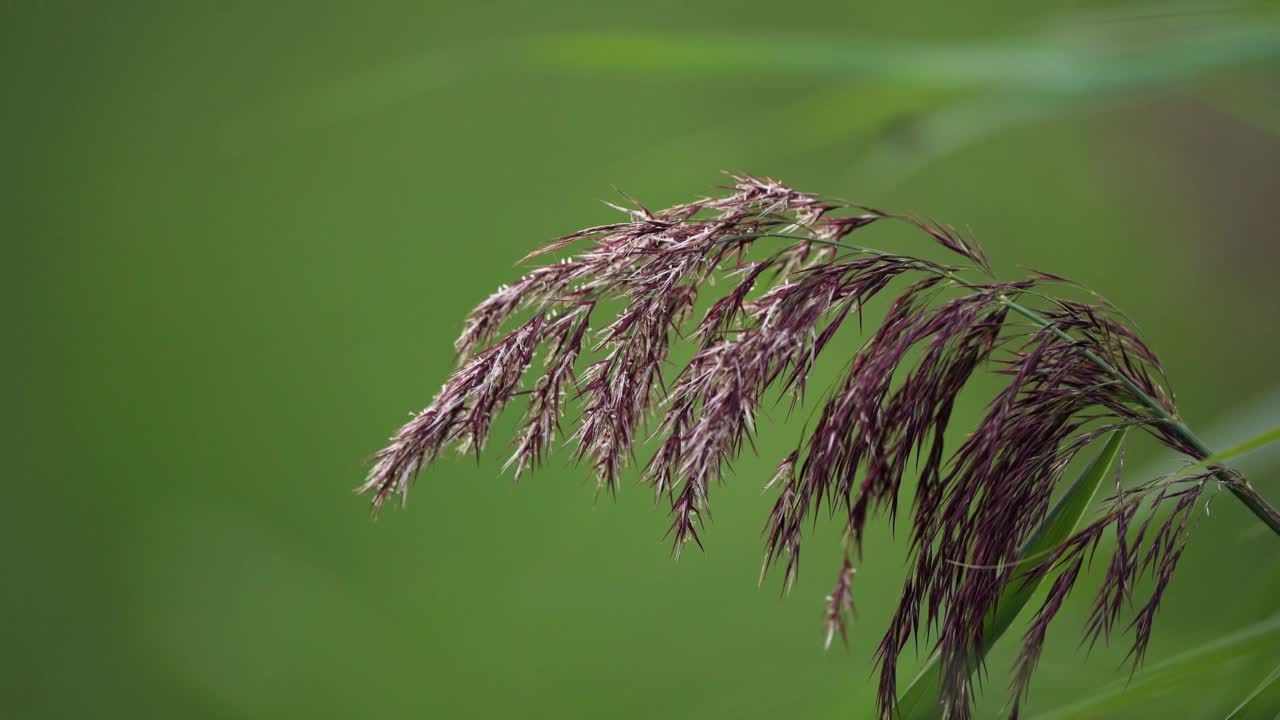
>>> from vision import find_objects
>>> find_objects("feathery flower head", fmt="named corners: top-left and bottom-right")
top-left (361, 175), bottom-right (1221, 719)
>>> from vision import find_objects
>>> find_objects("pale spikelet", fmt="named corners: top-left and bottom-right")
top-left (361, 312), bottom-right (546, 511)
top-left (825, 551), bottom-right (857, 650)
top-left (361, 175), bottom-right (1240, 720)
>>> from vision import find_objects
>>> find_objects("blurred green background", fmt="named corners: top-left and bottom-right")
top-left (5, 1), bottom-right (1279, 718)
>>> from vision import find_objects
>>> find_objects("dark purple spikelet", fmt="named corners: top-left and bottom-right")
top-left (361, 176), bottom-right (1229, 719)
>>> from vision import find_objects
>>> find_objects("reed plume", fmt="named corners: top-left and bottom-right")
top-left (359, 175), bottom-right (1279, 719)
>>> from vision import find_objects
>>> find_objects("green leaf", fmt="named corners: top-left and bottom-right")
top-left (1030, 615), bottom-right (1280, 720)
top-left (1225, 660), bottom-right (1280, 720)
top-left (523, 20), bottom-right (1280, 92)
top-left (524, 17), bottom-right (1280, 187)
top-left (523, 32), bottom-right (1068, 86)
top-left (893, 429), bottom-right (1127, 720)
top-left (1203, 425), bottom-right (1280, 468)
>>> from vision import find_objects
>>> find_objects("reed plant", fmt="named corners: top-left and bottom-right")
top-left (359, 176), bottom-right (1280, 719)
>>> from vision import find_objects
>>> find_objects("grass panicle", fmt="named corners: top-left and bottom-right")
top-left (359, 176), bottom-right (1280, 719)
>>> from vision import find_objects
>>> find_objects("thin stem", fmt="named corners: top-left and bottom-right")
top-left (729, 229), bottom-right (1280, 537)
top-left (994, 294), bottom-right (1280, 538)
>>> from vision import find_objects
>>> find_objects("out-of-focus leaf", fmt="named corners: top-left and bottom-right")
top-left (525, 32), bottom-right (1069, 86)
top-left (1225, 661), bottom-right (1280, 719)
top-left (1030, 614), bottom-right (1280, 720)
top-left (893, 429), bottom-right (1127, 720)
top-left (524, 20), bottom-right (1280, 92)
top-left (526, 15), bottom-right (1280, 187)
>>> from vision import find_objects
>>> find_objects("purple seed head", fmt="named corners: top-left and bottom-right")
top-left (361, 176), bottom-right (1210, 719)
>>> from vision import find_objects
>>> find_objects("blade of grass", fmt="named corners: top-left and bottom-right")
top-left (893, 429), bottom-right (1128, 720)
top-left (1203, 425), bottom-right (1280, 468)
top-left (1030, 614), bottom-right (1280, 720)
top-left (1225, 660), bottom-right (1280, 720)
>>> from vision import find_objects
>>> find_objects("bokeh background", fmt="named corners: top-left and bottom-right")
top-left (5, 1), bottom-right (1280, 718)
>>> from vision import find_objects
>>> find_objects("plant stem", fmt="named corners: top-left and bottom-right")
top-left (732, 230), bottom-right (1280, 538)
top-left (994, 294), bottom-right (1280, 538)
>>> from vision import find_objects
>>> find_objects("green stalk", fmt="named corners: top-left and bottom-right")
top-left (730, 230), bottom-right (1280, 537)
top-left (993, 294), bottom-right (1280, 537)
top-left (729, 216), bottom-right (1280, 718)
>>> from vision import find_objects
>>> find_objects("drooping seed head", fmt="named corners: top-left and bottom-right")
top-left (361, 176), bottom-right (1210, 719)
